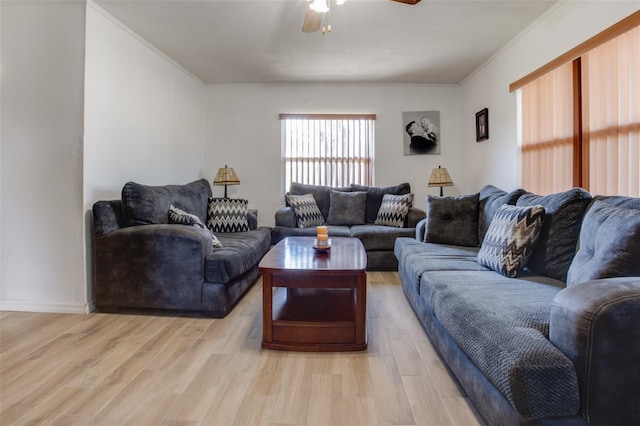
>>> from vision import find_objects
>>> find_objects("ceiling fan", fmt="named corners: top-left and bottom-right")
top-left (302, 0), bottom-right (422, 34)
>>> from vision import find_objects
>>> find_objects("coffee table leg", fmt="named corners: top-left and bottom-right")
top-left (262, 272), bottom-right (273, 345)
top-left (355, 272), bottom-right (367, 345)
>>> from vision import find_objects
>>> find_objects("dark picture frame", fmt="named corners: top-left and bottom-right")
top-left (476, 108), bottom-right (489, 142)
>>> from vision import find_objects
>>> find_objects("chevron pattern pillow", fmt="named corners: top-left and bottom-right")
top-left (286, 193), bottom-right (325, 228)
top-left (207, 198), bottom-right (250, 233)
top-left (374, 193), bottom-right (414, 228)
top-left (477, 204), bottom-right (545, 278)
top-left (169, 205), bottom-right (223, 248)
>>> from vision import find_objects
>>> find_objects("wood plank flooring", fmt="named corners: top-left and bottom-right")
top-left (0, 272), bottom-right (483, 425)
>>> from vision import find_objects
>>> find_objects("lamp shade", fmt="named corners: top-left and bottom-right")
top-left (213, 165), bottom-right (240, 186)
top-left (428, 166), bottom-right (453, 188)
top-left (213, 165), bottom-right (240, 198)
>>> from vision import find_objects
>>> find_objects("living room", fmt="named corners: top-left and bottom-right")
top-left (1, 1), bottom-right (639, 424)
top-left (2, 1), bottom-right (636, 314)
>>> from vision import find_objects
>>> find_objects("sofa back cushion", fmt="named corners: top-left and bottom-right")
top-left (288, 182), bottom-right (350, 221)
top-left (478, 185), bottom-right (525, 244)
top-left (567, 199), bottom-right (640, 286)
top-left (326, 191), bottom-right (367, 225)
top-left (425, 193), bottom-right (480, 246)
top-left (122, 178), bottom-right (212, 225)
top-left (351, 183), bottom-right (411, 223)
top-left (516, 188), bottom-right (592, 281)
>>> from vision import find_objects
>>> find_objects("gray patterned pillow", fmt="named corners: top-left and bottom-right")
top-left (477, 204), bottom-right (545, 278)
top-left (206, 198), bottom-right (249, 233)
top-left (169, 205), bottom-right (223, 248)
top-left (286, 193), bottom-right (325, 228)
top-left (374, 193), bottom-right (414, 228)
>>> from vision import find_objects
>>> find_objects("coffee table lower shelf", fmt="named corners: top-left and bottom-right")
top-left (262, 287), bottom-right (367, 352)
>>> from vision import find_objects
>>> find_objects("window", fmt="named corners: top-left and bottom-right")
top-left (512, 11), bottom-right (640, 196)
top-left (280, 114), bottom-right (375, 191)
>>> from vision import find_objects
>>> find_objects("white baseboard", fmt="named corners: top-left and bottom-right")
top-left (0, 300), bottom-right (89, 314)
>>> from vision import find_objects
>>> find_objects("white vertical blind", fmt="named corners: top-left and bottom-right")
top-left (281, 115), bottom-right (375, 191)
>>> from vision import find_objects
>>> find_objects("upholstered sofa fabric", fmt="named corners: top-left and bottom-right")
top-left (351, 182), bottom-right (411, 223)
top-left (420, 270), bottom-right (580, 419)
top-left (327, 191), bottom-right (367, 225)
top-left (122, 178), bottom-right (211, 225)
top-left (425, 193), bottom-right (480, 246)
top-left (275, 182), bottom-right (425, 270)
top-left (94, 180), bottom-right (270, 318)
top-left (516, 188), bottom-right (592, 281)
top-left (394, 185), bottom-right (640, 425)
top-left (567, 200), bottom-right (640, 286)
top-left (205, 228), bottom-right (271, 283)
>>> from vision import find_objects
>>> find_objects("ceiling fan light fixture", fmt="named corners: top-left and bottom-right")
top-left (309, 0), bottom-right (329, 13)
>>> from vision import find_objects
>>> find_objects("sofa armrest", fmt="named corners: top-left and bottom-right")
top-left (275, 206), bottom-right (297, 228)
top-left (415, 218), bottom-right (427, 241)
top-left (94, 224), bottom-right (214, 310)
top-left (93, 200), bottom-right (127, 236)
top-left (406, 207), bottom-right (426, 228)
top-left (247, 211), bottom-right (258, 230)
top-left (550, 277), bottom-right (640, 425)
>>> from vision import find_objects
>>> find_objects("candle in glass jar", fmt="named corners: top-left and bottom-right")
top-left (316, 225), bottom-right (328, 235)
top-left (316, 233), bottom-right (328, 247)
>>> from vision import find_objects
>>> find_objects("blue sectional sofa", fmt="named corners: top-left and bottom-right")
top-left (92, 179), bottom-right (271, 317)
top-left (395, 185), bottom-right (640, 425)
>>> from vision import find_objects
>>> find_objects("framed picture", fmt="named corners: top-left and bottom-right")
top-left (476, 108), bottom-right (489, 142)
top-left (403, 111), bottom-right (441, 155)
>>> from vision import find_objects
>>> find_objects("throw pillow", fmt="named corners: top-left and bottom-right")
top-left (477, 204), bottom-right (546, 278)
top-left (169, 205), bottom-right (223, 248)
top-left (288, 183), bottom-right (350, 221)
top-left (374, 193), bottom-right (414, 228)
top-left (516, 188), bottom-right (592, 281)
top-left (285, 193), bottom-right (325, 228)
top-left (566, 200), bottom-right (640, 286)
top-left (206, 198), bottom-right (250, 233)
top-left (478, 185), bottom-right (525, 245)
top-left (326, 191), bottom-right (367, 225)
top-left (351, 183), bottom-right (411, 223)
top-left (425, 193), bottom-right (480, 247)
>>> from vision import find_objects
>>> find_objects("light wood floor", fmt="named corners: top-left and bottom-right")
top-left (0, 272), bottom-right (482, 426)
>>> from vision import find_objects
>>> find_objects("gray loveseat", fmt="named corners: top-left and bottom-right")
top-left (395, 185), bottom-right (640, 425)
top-left (92, 179), bottom-right (271, 317)
top-left (272, 182), bottom-right (426, 270)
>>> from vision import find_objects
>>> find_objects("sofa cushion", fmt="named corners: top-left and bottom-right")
top-left (420, 270), bottom-right (580, 419)
top-left (351, 183), bottom-right (411, 223)
top-left (326, 191), bottom-right (367, 225)
top-left (516, 188), bottom-right (592, 281)
top-left (289, 182), bottom-right (350, 220)
top-left (478, 185), bottom-right (525, 244)
top-left (207, 198), bottom-right (250, 233)
top-left (169, 205), bottom-right (223, 248)
top-left (122, 178), bottom-right (212, 225)
top-left (285, 193), bottom-right (325, 228)
top-left (477, 204), bottom-right (545, 278)
top-left (350, 225), bottom-right (415, 251)
top-left (205, 227), bottom-right (272, 283)
top-left (567, 200), bottom-right (640, 286)
top-left (425, 193), bottom-right (480, 246)
top-left (374, 193), bottom-right (414, 228)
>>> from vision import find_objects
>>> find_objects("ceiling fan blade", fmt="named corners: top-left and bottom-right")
top-left (391, 0), bottom-right (422, 4)
top-left (302, 7), bottom-right (323, 33)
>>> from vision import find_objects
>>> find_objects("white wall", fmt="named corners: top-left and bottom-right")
top-left (204, 84), bottom-right (462, 226)
top-left (460, 2), bottom-right (640, 193)
top-left (1, 1), bottom-right (87, 312)
top-left (83, 3), bottom-right (206, 307)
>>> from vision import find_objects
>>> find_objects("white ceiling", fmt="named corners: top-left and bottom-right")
top-left (94, 0), bottom-right (557, 84)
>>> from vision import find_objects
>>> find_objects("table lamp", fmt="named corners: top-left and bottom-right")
top-left (428, 165), bottom-right (453, 196)
top-left (213, 165), bottom-right (240, 198)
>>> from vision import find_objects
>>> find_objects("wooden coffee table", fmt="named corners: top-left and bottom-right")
top-left (259, 236), bottom-right (367, 352)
